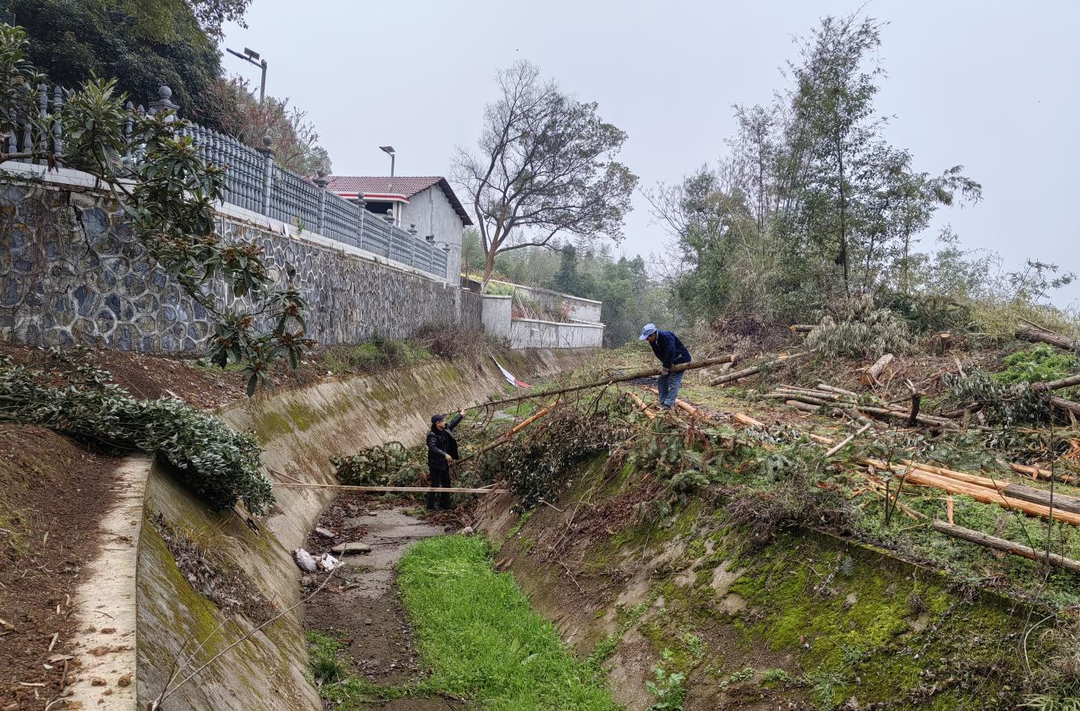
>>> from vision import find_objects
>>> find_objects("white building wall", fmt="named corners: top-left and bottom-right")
top-left (398, 187), bottom-right (464, 284)
top-left (481, 295), bottom-right (513, 340)
top-left (509, 319), bottom-right (604, 349)
top-left (490, 281), bottom-right (603, 324)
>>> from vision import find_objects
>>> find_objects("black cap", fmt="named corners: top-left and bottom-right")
top-left (431, 414), bottom-right (445, 425)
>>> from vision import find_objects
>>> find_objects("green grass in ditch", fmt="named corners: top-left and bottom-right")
top-left (396, 535), bottom-right (620, 711)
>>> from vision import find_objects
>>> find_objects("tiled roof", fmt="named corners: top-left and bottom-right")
top-left (327, 176), bottom-right (472, 225)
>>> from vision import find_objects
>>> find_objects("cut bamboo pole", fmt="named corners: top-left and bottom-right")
top-left (455, 404), bottom-right (554, 465)
top-left (1006, 461), bottom-right (1076, 485)
top-left (709, 352), bottom-right (809, 387)
top-left (275, 483), bottom-right (509, 494)
top-left (733, 412), bottom-right (765, 428)
top-left (860, 353), bottom-right (895, 386)
top-left (824, 423), bottom-right (872, 457)
top-left (931, 520), bottom-right (1080, 574)
top-left (626, 390), bottom-right (657, 420)
top-left (469, 354), bottom-right (737, 411)
top-left (818, 383), bottom-right (859, 398)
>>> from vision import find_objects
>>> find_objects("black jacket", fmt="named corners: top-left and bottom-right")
top-left (427, 414), bottom-right (462, 471)
top-left (649, 330), bottom-right (692, 370)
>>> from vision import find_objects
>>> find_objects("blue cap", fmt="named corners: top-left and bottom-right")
top-left (639, 323), bottom-right (657, 341)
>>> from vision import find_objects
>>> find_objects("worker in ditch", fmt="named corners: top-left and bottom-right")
top-left (640, 323), bottom-right (692, 409)
top-left (426, 409), bottom-right (466, 511)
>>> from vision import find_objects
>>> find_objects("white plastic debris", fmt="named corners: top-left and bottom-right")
top-left (293, 548), bottom-right (317, 573)
top-left (317, 553), bottom-right (339, 572)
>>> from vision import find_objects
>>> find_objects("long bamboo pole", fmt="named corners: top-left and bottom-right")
top-left (466, 355), bottom-right (736, 411)
top-left (274, 483), bottom-right (509, 494)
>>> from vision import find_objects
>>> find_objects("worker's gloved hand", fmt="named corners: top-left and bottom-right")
top-left (445, 453), bottom-right (453, 463)
top-left (660, 367), bottom-right (670, 375)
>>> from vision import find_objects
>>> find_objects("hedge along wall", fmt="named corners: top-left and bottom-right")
top-left (0, 168), bottom-right (477, 352)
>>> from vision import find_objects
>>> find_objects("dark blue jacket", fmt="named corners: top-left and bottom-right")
top-left (649, 330), bottom-right (691, 370)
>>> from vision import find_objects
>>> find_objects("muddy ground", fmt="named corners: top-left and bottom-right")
top-left (302, 495), bottom-right (465, 710)
top-left (0, 425), bottom-right (120, 711)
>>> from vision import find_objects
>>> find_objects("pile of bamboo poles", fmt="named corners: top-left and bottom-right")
top-left (859, 457), bottom-right (1080, 526)
top-left (765, 383), bottom-right (965, 429)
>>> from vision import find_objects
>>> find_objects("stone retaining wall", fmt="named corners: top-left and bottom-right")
top-left (0, 174), bottom-right (468, 352)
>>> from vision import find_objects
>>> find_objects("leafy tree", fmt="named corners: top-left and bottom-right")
top-left (1, 23), bottom-right (312, 393)
top-left (648, 11), bottom-right (982, 324)
top-left (2, 0), bottom-right (227, 125)
top-left (195, 76), bottom-right (332, 175)
top-left (461, 228), bottom-right (486, 275)
top-left (454, 60), bottom-right (638, 292)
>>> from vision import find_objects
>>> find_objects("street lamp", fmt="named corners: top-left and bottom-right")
top-left (226, 46), bottom-right (267, 104)
top-left (379, 145), bottom-right (395, 177)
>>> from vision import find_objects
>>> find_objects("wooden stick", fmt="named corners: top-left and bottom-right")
top-left (454, 404), bottom-right (554, 465)
top-left (789, 324), bottom-right (815, 333)
top-left (626, 391), bottom-right (657, 420)
top-left (817, 383), bottom-right (859, 398)
top-left (824, 423), bottom-right (872, 457)
top-left (1006, 461), bottom-right (1076, 485)
top-left (932, 520), bottom-right (1080, 574)
top-left (274, 483), bottom-right (509, 494)
top-left (733, 412), bottom-right (766, 428)
top-left (471, 355), bottom-right (736, 411)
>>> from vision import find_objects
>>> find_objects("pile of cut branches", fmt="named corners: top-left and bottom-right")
top-left (0, 355), bottom-right (271, 513)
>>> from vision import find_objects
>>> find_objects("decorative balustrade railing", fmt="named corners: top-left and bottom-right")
top-left (2, 84), bottom-right (450, 280)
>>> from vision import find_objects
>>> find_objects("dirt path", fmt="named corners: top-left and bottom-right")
top-left (303, 497), bottom-right (463, 709)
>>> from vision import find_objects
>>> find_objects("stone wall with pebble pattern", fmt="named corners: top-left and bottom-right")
top-left (0, 180), bottom-right (481, 352)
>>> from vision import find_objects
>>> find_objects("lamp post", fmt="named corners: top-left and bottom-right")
top-left (379, 145), bottom-right (395, 177)
top-left (226, 47), bottom-right (268, 104)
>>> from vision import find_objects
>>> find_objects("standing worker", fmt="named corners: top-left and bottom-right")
top-left (640, 323), bottom-right (692, 409)
top-left (426, 409), bottom-right (465, 511)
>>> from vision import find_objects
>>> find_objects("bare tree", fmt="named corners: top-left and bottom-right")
top-left (454, 61), bottom-right (638, 291)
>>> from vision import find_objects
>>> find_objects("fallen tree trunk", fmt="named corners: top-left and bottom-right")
top-left (931, 520), bottom-right (1080, 574)
top-left (860, 353), bottom-right (895, 386)
top-left (626, 390), bottom-right (657, 421)
top-left (786, 400), bottom-right (822, 414)
top-left (1051, 396), bottom-right (1080, 416)
top-left (471, 354), bottom-right (736, 411)
top-left (856, 405), bottom-right (961, 429)
top-left (1035, 374), bottom-right (1080, 392)
top-left (1017, 325), bottom-right (1077, 351)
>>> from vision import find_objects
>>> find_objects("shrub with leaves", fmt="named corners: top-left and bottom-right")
top-left (0, 356), bottom-right (272, 513)
top-left (994, 345), bottom-right (1077, 387)
top-left (332, 442), bottom-right (425, 487)
top-left (945, 369), bottom-right (1050, 426)
top-left (806, 296), bottom-right (911, 359)
top-left (476, 404), bottom-right (631, 510)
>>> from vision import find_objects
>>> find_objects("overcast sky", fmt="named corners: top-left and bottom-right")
top-left (220, 0), bottom-right (1080, 307)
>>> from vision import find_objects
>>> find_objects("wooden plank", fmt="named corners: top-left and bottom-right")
top-left (1003, 484), bottom-right (1080, 515)
top-left (932, 520), bottom-right (1080, 574)
top-left (274, 483), bottom-right (510, 494)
